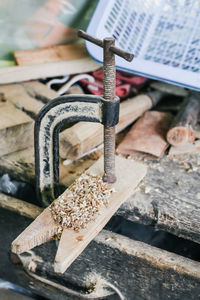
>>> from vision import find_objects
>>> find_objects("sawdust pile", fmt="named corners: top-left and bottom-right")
top-left (49, 173), bottom-right (114, 232)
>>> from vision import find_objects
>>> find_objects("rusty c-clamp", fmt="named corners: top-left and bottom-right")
top-left (35, 30), bottom-right (133, 206)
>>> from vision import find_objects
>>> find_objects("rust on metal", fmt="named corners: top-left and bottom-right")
top-left (78, 30), bottom-right (134, 183)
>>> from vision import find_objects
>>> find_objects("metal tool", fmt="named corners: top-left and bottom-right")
top-left (35, 30), bottom-right (133, 206)
top-left (78, 30), bottom-right (133, 183)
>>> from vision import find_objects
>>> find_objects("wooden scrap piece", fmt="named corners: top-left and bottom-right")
top-left (117, 111), bottom-right (173, 158)
top-left (0, 192), bottom-right (43, 219)
top-left (0, 84), bottom-right (44, 116)
top-left (0, 58), bottom-right (100, 85)
top-left (11, 156), bottom-right (147, 273)
top-left (166, 93), bottom-right (200, 147)
top-left (0, 99), bottom-right (33, 156)
top-left (11, 208), bottom-right (59, 254)
top-left (22, 80), bottom-right (58, 101)
top-left (14, 44), bottom-right (87, 66)
top-left (0, 82), bottom-right (58, 157)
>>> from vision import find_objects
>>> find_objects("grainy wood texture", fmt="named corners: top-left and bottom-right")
top-left (22, 80), bottom-right (58, 101)
top-left (12, 156), bottom-right (147, 274)
top-left (59, 94), bottom-right (154, 159)
top-left (117, 111), bottom-right (172, 158)
top-left (12, 208), bottom-right (59, 254)
top-left (54, 156), bottom-right (147, 273)
top-left (14, 44), bottom-right (87, 66)
top-left (0, 192), bottom-right (42, 219)
top-left (0, 95), bottom-right (33, 156)
top-left (118, 152), bottom-right (200, 244)
top-left (0, 84), bottom-right (44, 116)
top-left (0, 82), bottom-right (54, 157)
top-left (0, 58), bottom-right (100, 84)
top-left (167, 93), bottom-right (200, 146)
top-left (18, 226), bottom-right (200, 300)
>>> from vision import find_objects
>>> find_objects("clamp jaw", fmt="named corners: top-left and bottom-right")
top-left (35, 31), bottom-right (133, 206)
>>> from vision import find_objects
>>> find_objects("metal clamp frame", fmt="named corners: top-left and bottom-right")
top-left (35, 94), bottom-right (119, 206)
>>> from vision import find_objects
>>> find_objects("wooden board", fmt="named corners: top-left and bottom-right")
top-left (0, 82), bottom-right (55, 157)
top-left (22, 80), bottom-right (58, 101)
top-left (54, 156), bottom-right (147, 273)
top-left (0, 97), bottom-right (33, 156)
top-left (11, 156), bottom-right (147, 274)
top-left (0, 192), bottom-right (42, 219)
top-left (59, 94), bottom-right (153, 159)
top-left (0, 58), bottom-right (100, 84)
top-left (14, 44), bottom-right (87, 66)
top-left (0, 84), bottom-right (44, 116)
top-left (117, 111), bottom-right (173, 158)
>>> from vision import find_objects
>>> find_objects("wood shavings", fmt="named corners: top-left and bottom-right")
top-left (49, 173), bottom-right (114, 232)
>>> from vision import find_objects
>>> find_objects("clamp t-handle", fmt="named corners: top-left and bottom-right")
top-left (78, 30), bottom-right (134, 183)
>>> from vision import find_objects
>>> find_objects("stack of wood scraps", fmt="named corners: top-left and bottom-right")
top-left (117, 90), bottom-right (200, 160)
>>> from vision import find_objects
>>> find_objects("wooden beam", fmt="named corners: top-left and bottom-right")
top-left (0, 192), bottom-right (42, 219)
top-left (14, 44), bottom-right (88, 66)
top-left (0, 84), bottom-right (44, 116)
top-left (0, 82), bottom-right (56, 157)
top-left (0, 99), bottom-right (33, 156)
top-left (0, 58), bottom-right (100, 84)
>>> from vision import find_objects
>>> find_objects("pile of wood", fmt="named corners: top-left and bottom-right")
top-left (0, 42), bottom-right (199, 299)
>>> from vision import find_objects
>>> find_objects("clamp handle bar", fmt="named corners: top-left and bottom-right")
top-left (78, 30), bottom-right (134, 62)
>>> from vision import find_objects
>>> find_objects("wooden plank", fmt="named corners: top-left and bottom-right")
top-left (0, 58), bottom-right (100, 84)
top-left (11, 156), bottom-right (147, 273)
top-left (117, 111), bottom-right (172, 158)
top-left (12, 208), bottom-right (59, 254)
top-left (59, 94), bottom-right (154, 159)
top-left (118, 152), bottom-right (200, 244)
top-left (0, 99), bottom-right (33, 156)
top-left (0, 192), bottom-right (42, 219)
top-left (0, 84), bottom-right (44, 116)
top-left (54, 156), bottom-right (147, 273)
top-left (22, 80), bottom-right (58, 101)
top-left (0, 82), bottom-right (53, 157)
top-left (14, 44), bottom-right (87, 66)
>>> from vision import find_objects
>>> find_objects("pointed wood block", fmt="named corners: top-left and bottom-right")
top-left (54, 156), bottom-right (147, 273)
top-left (11, 208), bottom-right (59, 254)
